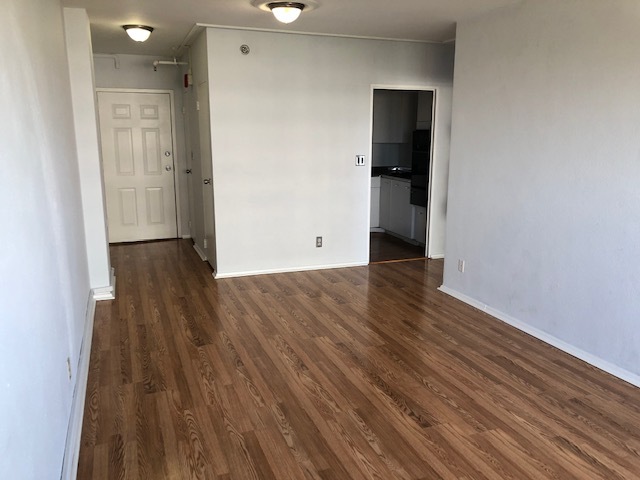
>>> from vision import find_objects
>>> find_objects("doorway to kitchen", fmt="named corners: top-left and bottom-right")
top-left (369, 87), bottom-right (435, 263)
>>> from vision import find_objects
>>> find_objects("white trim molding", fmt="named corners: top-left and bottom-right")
top-left (92, 268), bottom-right (116, 301)
top-left (61, 292), bottom-right (97, 480)
top-left (438, 285), bottom-right (640, 389)
top-left (195, 23), bottom-right (442, 45)
top-left (193, 243), bottom-right (207, 261)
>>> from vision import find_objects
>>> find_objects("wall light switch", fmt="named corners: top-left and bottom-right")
top-left (356, 155), bottom-right (366, 166)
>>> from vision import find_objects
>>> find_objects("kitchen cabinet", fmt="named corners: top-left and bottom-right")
top-left (370, 176), bottom-right (381, 228)
top-left (379, 177), bottom-right (391, 230)
top-left (389, 179), bottom-right (412, 238)
top-left (380, 176), bottom-right (423, 243)
top-left (412, 206), bottom-right (427, 245)
top-left (380, 175), bottom-right (412, 238)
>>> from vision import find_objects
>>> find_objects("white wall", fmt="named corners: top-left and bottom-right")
top-left (0, 0), bottom-right (91, 477)
top-left (64, 8), bottom-right (112, 294)
top-left (444, 0), bottom-right (640, 381)
top-left (204, 28), bottom-right (454, 277)
top-left (93, 54), bottom-right (190, 236)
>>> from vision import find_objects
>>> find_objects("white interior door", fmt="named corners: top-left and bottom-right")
top-left (98, 91), bottom-right (177, 243)
top-left (185, 87), bottom-right (205, 255)
top-left (197, 82), bottom-right (217, 272)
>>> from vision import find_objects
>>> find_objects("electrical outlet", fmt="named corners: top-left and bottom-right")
top-left (355, 155), bottom-right (366, 166)
top-left (316, 236), bottom-right (323, 248)
top-left (458, 259), bottom-right (465, 273)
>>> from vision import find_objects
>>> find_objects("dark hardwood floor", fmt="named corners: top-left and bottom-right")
top-left (78, 239), bottom-right (640, 479)
top-left (370, 232), bottom-right (425, 263)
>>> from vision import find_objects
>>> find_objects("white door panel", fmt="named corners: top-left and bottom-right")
top-left (184, 89), bottom-right (205, 252)
top-left (118, 189), bottom-right (138, 225)
top-left (98, 91), bottom-right (177, 243)
top-left (197, 82), bottom-right (217, 272)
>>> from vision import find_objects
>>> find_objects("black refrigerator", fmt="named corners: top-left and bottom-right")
top-left (410, 130), bottom-right (431, 207)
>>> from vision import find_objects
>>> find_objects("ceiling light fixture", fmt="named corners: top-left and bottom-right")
top-left (123, 25), bottom-right (154, 42)
top-left (268, 2), bottom-right (305, 24)
top-left (252, 0), bottom-right (318, 25)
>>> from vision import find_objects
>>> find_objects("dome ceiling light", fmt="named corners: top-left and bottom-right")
top-left (268, 2), bottom-right (305, 24)
top-left (122, 25), bottom-right (154, 42)
top-left (251, 0), bottom-right (319, 25)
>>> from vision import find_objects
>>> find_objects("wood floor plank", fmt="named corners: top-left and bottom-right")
top-left (78, 239), bottom-right (640, 479)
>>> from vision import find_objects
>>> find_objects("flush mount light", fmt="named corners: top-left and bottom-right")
top-left (269, 2), bottom-right (305, 24)
top-left (123, 25), bottom-right (154, 42)
top-left (251, 0), bottom-right (318, 25)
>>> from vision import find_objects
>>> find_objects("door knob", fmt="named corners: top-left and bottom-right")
top-left (165, 165), bottom-right (172, 171)
top-left (203, 178), bottom-right (212, 185)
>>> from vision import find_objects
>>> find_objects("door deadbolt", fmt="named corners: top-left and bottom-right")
top-left (165, 165), bottom-right (172, 171)
top-left (164, 151), bottom-right (171, 157)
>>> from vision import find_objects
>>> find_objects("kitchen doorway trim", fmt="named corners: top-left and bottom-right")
top-left (369, 84), bottom-right (438, 259)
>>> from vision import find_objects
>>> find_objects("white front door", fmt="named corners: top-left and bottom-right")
top-left (98, 91), bottom-right (177, 243)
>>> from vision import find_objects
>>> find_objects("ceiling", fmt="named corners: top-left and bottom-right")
top-left (61, 0), bottom-right (519, 57)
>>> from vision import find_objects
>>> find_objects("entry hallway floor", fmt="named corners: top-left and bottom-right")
top-left (78, 240), bottom-right (640, 479)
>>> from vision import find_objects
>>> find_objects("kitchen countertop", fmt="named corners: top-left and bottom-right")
top-left (371, 166), bottom-right (412, 179)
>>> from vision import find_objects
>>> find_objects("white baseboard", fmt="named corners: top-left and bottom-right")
top-left (193, 243), bottom-right (207, 261)
top-left (61, 292), bottom-right (97, 480)
top-left (92, 268), bottom-right (116, 301)
top-left (215, 261), bottom-right (368, 279)
top-left (370, 227), bottom-right (385, 233)
top-left (429, 253), bottom-right (445, 260)
top-left (181, 234), bottom-right (192, 239)
top-left (438, 285), bottom-right (640, 389)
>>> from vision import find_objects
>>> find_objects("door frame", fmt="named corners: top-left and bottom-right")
top-left (369, 84), bottom-right (438, 259)
top-left (96, 88), bottom-right (183, 239)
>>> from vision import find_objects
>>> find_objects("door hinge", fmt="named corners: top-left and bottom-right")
top-left (203, 239), bottom-right (208, 249)
top-left (196, 101), bottom-right (200, 111)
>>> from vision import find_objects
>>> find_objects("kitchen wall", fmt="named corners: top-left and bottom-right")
top-left (443, 0), bottom-right (640, 382)
top-left (372, 90), bottom-right (417, 168)
top-left (93, 54), bottom-right (190, 237)
top-left (203, 27), bottom-right (454, 276)
top-left (1, 0), bottom-right (92, 477)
